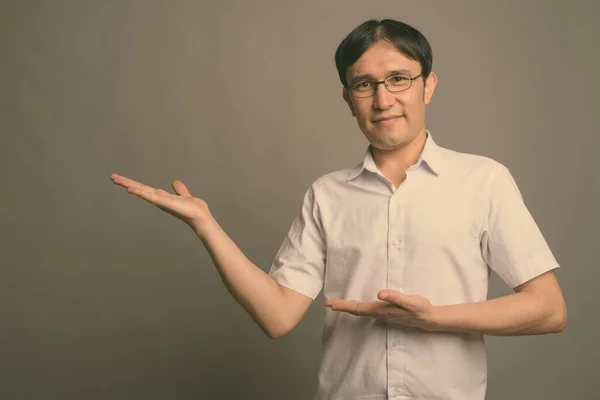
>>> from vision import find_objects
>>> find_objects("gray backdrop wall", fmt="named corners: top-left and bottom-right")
top-left (1, 1), bottom-right (598, 399)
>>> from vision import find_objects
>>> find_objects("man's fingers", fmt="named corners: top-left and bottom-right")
top-left (378, 291), bottom-right (410, 310)
top-left (111, 174), bottom-right (193, 199)
top-left (110, 173), bottom-right (155, 192)
top-left (171, 180), bottom-right (192, 197)
top-left (111, 173), bottom-right (170, 206)
top-left (327, 300), bottom-right (381, 317)
top-left (339, 301), bottom-right (365, 316)
top-left (126, 186), bottom-right (161, 204)
top-left (326, 297), bottom-right (421, 327)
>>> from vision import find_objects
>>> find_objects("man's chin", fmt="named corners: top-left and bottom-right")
top-left (367, 133), bottom-right (409, 150)
top-left (369, 140), bottom-right (407, 152)
top-left (366, 128), bottom-right (424, 149)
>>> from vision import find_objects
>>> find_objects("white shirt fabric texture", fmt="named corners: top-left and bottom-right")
top-left (269, 131), bottom-right (560, 400)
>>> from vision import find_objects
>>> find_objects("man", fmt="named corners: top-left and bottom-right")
top-left (111, 19), bottom-right (566, 400)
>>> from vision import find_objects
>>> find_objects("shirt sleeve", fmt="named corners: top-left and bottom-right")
top-left (480, 164), bottom-right (560, 288)
top-left (269, 185), bottom-right (326, 300)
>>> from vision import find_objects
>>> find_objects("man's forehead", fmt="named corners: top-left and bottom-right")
top-left (348, 61), bottom-right (417, 82)
top-left (347, 42), bottom-right (419, 79)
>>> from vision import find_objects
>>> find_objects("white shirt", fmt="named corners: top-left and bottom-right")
top-left (269, 131), bottom-right (560, 400)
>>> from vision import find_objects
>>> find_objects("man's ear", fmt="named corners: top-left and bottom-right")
top-left (423, 72), bottom-right (438, 105)
top-left (342, 87), bottom-right (356, 117)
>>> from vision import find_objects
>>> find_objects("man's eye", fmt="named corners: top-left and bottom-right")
top-left (391, 76), bottom-right (408, 82)
top-left (353, 81), bottom-right (372, 90)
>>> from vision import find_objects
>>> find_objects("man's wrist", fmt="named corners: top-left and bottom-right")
top-left (423, 305), bottom-right (444, 332)
top-left (190, 215), bottom-right (218, 239)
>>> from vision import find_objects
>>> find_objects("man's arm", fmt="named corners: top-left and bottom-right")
top-left (198, 216), bottom-right (312, 339)
top-left (110, 174), bottom-right (312, 339)
top-left (326, 270), bottom-right (566, 335)
top-left (427, 270), bottom-right (566, 335)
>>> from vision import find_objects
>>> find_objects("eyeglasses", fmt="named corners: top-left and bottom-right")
top-left (347, 73), bottom-right (423, 98)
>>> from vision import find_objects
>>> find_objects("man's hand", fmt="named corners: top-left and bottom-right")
top-left (110, 173), bottom-right (313, 339)
top-left (110, 173), bottom-right (212, 233)
top-left (325, 290), bottom-right (437, 331)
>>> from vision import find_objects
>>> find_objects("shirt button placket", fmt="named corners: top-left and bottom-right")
top-left (387, 196), bottom-right (405, 396)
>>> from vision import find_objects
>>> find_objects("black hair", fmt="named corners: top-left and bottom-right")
top-left (334, 19), bottom-right (433, 87)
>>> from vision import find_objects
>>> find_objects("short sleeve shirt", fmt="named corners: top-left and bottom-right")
top-left (269, 131), bottom-right (560, 400)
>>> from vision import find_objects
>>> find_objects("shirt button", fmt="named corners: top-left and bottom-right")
top-left (390, 341), bottom-right (397, 348)
top-left (391, 241), bottom-right (397, 247)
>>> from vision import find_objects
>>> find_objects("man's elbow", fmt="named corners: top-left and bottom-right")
top-left (548, 300), bottom-right (567, 333)
top-left (263, 320), bottom-right (295, 340)
top-left (266, 329), bottom-right (288, 340)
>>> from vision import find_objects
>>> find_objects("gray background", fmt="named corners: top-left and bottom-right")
top-left (1, 1), bottom-right (598, 399)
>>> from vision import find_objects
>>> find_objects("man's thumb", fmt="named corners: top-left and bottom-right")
top-left (172, 180), bottom-right (192, 197)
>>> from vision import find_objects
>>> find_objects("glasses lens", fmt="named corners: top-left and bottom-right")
top-left (350, 76), bottom-right (413, 97)
top-left (385, 75), bottom-right (411, 92)
top-left (351, 82), bottom-right (374, 98)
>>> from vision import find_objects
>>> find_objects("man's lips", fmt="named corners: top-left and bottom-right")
top-left (372, 115), bottom-right (404, 123)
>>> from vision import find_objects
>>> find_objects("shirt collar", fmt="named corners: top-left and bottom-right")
top-left (346, 130), bottom-right (443, 182)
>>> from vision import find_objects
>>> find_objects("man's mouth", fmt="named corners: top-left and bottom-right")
top-left (372, 115), bottom-right (404, 123)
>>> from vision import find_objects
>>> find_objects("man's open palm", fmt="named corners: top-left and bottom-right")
top-left (110, 173), bottom-right (211, 230)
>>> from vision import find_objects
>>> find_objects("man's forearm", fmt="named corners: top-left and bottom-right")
top-left (429, 291), bottom-right (566, 336)
top-left (194, 217), bottom-right (298, 338)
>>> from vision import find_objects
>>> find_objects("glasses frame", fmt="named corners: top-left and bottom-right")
top-left (347, 73), bottom-right (423, 98)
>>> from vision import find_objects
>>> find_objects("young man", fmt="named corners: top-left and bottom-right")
top-left (111, 19), bottom-right (566, 400)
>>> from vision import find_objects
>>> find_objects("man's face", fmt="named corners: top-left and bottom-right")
top-left (343, 40), bottom-right (437, 151)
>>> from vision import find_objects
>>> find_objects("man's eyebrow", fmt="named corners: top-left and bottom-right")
top-left (349, 69), bottom-right (412, 84)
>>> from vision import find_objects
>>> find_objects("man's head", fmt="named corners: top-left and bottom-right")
top-left (335, 19), bottom-right (437, 151)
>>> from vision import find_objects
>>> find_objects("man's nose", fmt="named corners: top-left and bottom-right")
top-left (373, 83), bottom-right (395, 110)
